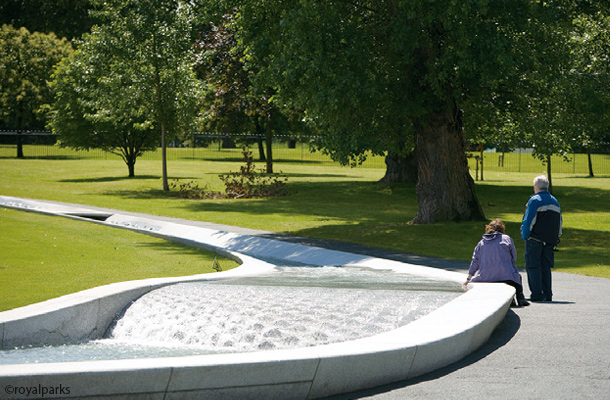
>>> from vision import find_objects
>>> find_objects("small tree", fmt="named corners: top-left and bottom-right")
top-left (0, 25), bottom-right (72, 158)
top-left (51, 0), bottom-right (203, 186)
top-left (563, 13), bottom-right (610, 178)
top-left (49, 45), bottom-right (159, 177)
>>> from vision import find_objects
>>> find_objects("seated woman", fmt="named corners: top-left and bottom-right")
top-left (464, 219), bottom-right (530, 307)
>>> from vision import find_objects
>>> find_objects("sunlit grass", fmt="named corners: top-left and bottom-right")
top-left (0, 151), bottom-right (608, 311)
top-left (0, 208), bottom-right (239, 311)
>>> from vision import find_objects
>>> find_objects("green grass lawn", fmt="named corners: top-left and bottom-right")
top-left (0, 207), bottom-right (239, 311)
top-left (1, 152), bottom-right (608, 310)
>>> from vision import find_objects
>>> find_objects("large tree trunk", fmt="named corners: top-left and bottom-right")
top-left (379, 151), bottom-right (417, 184)
top-left (411, 111), bottom-right (485, 224)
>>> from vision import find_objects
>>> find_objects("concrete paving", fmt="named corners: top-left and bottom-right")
top-left (3, 197), bottom-right (609, 399)
top-left (324, 269), bottom-right (610, 400)
top-left (73, 203), bottom-right (610, 400)
top-left (148, 213), bottom-right (610, 400)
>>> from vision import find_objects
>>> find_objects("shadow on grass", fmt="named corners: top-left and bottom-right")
top-left (61, 175), bottom-right (160, 183)
top-left (477, 183), bottom-right (610, 214)
top-left (133, 240), bottom-right (218, 258)
top-left (280, 172), bottom-right (355, 179)
top-left (61, 175), bottom-right (207, 184)
top-left (133, 240), bottom-right (240, 270)
top-left (0, 155), bottom-right (83, 160)
top-left (179, 156), bottom-right (332, 166)
top-left (178, 180), bottom-right (416, 221)
top-left (97, 179), bottom-right (609, 271)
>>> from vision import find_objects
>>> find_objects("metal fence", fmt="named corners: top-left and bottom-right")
top-left (2, 131), bottom-right (609, 175)
top-left (467, 149), bottom-right (610, 177)
top-left (0, 131), bottom-right (387, 168)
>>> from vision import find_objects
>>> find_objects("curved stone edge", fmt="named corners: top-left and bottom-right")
top-left (0, 196), bottom-right (514, 399)
top-left (0, 253), bottom-right (275, 349)
top-left (0, 284), bottom-right (513, 399)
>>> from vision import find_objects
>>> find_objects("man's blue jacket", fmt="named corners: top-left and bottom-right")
top-left (521, 190), bottom-right (562, 246)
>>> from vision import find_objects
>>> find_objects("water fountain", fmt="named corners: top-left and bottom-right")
top-left (0, 196), bottom-right (514, 399)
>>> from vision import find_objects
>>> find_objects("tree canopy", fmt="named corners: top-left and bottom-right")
top-left (202, 0), bottom-right (607, 223)
top-left (49, 0), bottom-right (203, 182)
top-left (0, 25), bottom-right (73, 157)
top-left (0, 0), bottom-right (97, 40)
top-left (194, 13), bottom-right (310, 173)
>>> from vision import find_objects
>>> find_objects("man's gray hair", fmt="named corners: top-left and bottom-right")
top-left (534, 175), bottom-right (549, 190)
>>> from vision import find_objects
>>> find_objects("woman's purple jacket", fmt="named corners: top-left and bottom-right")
top-left (468, 232), bottom-right (522, 285)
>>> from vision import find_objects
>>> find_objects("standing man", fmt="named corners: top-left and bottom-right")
top-left (521, 175), bottom-right (562, 302)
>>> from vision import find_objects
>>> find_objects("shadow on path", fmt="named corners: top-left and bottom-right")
top-left (326, 310), bottom-right (522, 399)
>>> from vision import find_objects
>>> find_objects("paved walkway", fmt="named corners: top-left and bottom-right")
top-left (109, 208), bottom-right (610, 400)
top-left (326, 268), bottom-right (610, 400)
top-left (166, 214), bottom-right (610, 400)
top-left (5, 198), bottom-right (610, 399)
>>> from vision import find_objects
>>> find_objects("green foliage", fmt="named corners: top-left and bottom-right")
top-left (49, 0), bottom-right (203, 180)
top-left (194, 13), bottom-right (255, 134)
top-left (227, 0), bottom-right (579, 162)
top-left (218, 147), bottom-right (288, 198)
top-left (0, 0), bottom-right (97, 40)
top-left (170, 179), bottom-right (219, 199)
top-left (49, 44), bottom-right (161, 177)
top-left (212, 0), bottom-right (607, 223)
top-left (561, 13), bottom-right (610, 153)
top-left (468, 6), bottom-right (610, 166)
top-left (194, 12), bottom-right (311, 173)
top-left (0, 25), bottom-right (72, 132)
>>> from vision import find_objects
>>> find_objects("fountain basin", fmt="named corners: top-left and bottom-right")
top-left (0, 196), bottom-right (514, 399)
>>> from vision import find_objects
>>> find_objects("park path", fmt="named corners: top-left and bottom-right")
top-left (326, 271), bottom-right (610, 400)
top-left (105, 205), bottom-right (610, 400)
top-left (5, 198), bottom-right (608, 399)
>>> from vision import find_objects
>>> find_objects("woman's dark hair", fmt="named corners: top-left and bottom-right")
top-left (485, 218), bottom-right (505, 234)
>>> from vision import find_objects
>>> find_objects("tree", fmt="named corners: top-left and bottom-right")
top-left (194, 13), bottom-right (308, 173)
top-left (505, 9), bottom-right (610, 188)
top-left (50, 0), bottom-right (203, 187)
top-left (49, 45), bottom-right (159, 177)
top-left (0, 0), bottom-right (97, 40)
top-left (563, 12), bottom-right (610, 178)
top-left (214, 0), bottom-right (594, 223)
top-left (0, 25), bottom-right (73, 158)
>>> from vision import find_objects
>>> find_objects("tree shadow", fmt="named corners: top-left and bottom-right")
top-left (0, 155), bottom-right (82, 160)
top-left (175, 180), bottom-right (416, 221)
top-left (477, 183), bottom-right (610, 214)
top-left (185, 156), bottom-right (330, 165)
top-left (280, 172), bottom-right (355, 179)
top-left (96, 179), bottom-right (609, 271)
top-left (60, 175), bottom-right (160, 183)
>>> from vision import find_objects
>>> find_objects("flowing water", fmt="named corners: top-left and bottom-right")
top-left (0, 266), bottom-right (461, 365)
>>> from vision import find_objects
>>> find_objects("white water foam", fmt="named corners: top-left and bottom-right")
top-left (106, 283), bottom-right (458, 353)
top-left (0, 267), bottom-right (461, 364)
